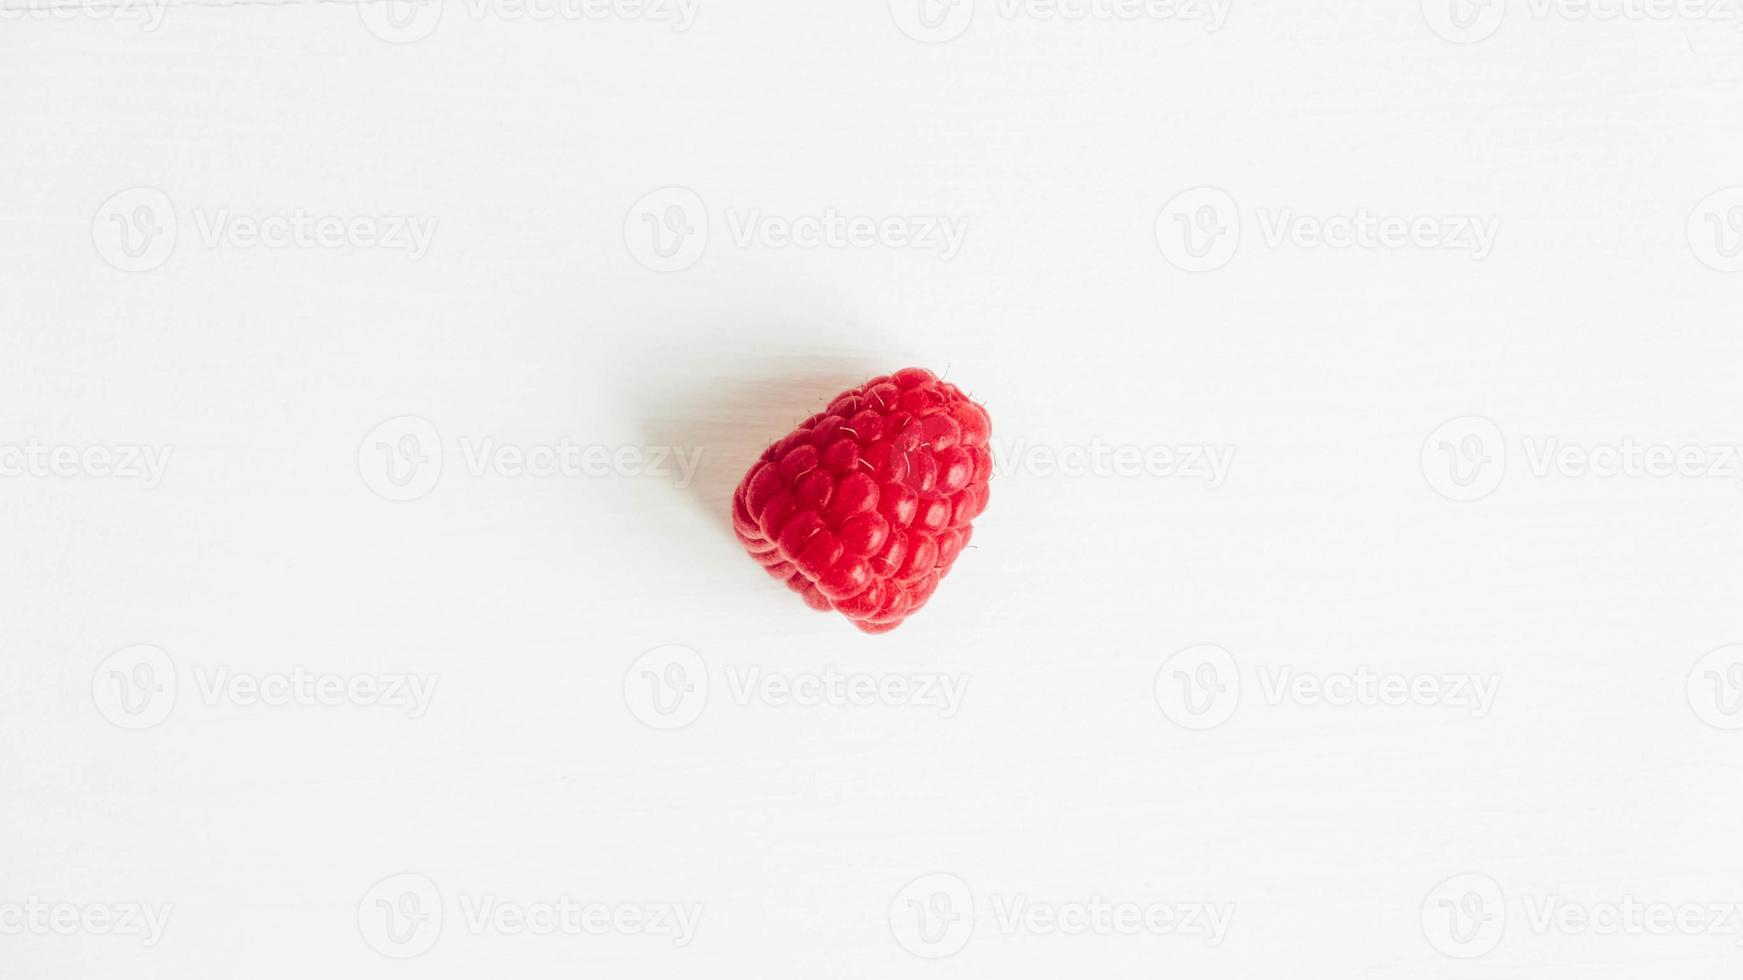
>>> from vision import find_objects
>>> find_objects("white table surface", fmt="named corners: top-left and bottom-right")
top-left (4, 2), bottom-right (1742, 976)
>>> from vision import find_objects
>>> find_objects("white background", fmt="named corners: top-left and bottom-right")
top-left (4, 0), bottom-right (1743, 976)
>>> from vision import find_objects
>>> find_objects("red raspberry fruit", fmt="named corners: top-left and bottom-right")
top-left (731, 367), bottom-right (992, 633)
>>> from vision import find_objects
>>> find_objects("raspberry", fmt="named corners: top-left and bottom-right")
top-left (731, 367), bottom-right (992, 633)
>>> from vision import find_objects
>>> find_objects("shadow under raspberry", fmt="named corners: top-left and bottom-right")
top-left (630, 356), bottom-right (892, 542)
